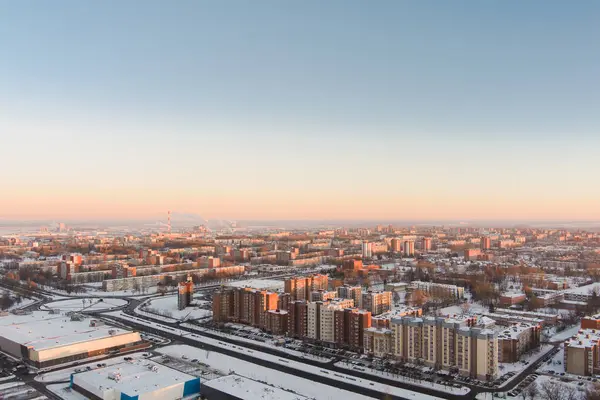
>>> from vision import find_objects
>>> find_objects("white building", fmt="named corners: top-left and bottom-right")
top-left (71, 359), bottom-right (200, 400)
top-left (0, 312), bottom-right (143, 368)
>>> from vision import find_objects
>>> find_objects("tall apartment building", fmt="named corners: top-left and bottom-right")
top-left (361, 291), bottom-right (392, 316)
top-left (480, 237), bottom-right (491, 250)
top-left (389, 316), bottom-right (497, 380)
top-left (422, 237), bottom-right (432, 252)
top-left (564, 329), bottom-right (600, 376)
top-left (284, 275), bottom-right (329, 301)
top-left (307, 298), bottom-right (354, 344)
top-left (403, 240), bottom-right (415, 257)
top-left (334, 308), bottom-right (372, 351)
top-left (342, 259), bottom-right (363, 271)
top-left (311, 290), bottom-right (337, 302)
top-left (177, 276), bottom-right (194, 310)
top-left (391, 238), bottom-right (402, 253)
top-left (212, 289), bottom-right (234, 323)
top-left (362, 241), bottom-right (372, 258)
top-left (218, 287), bottom-right (279, 329)
top-left (307, 301), bottom-right (322, 340)
top-left (364, 328), bottom-right (393, 357)
top-left (336, 285), bottom-right (362, 307)
top-left (287, 300), bottom-right (308, 338)
top-left (266, 309), bottom-right (288, 335)
top-left (497, 323), bottom-right (541, 363)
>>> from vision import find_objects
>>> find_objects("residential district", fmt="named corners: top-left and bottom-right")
top-left (0, 222), bottom-right (599, 400)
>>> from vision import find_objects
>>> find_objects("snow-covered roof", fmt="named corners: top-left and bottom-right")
top-left (72, 359), bottom-right (196, 397)
top-left (0, 311), bottom-right (136, 350)
top-left (203, 375), bottom-right (309, 399)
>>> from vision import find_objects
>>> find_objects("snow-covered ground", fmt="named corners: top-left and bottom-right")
top-left (499, 344), bottom-right (554, 375)
top-left (537, 347), bottom-right (565, 374)
top-left (139, 295), bottom-right (211, 321)
top-left (181, 323), bottom-right (332, 363)
top-left (226, 279), bottom-right (284, 291)
top-left (547, 324), bottom-right (580, 342)
top-left (105, 312), bottom-right (445, 399)
top-left (0, 288), bottom-right (38, 311)
top-left (335, 361), bottom-right (469, 395)
top-left (159, 345), bottom-right (443, 400)
top-left (0, 381), bottom-right (45, 399)
top-left (41, 298), bottom-right (127, 313)
top-left (439, 302), bottom-right (486, 316)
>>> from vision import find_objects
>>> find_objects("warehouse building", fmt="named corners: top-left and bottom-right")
top-left (70, 359), bottom-right (201, 400)
top-left (0, 311), bottom-right (144, 368)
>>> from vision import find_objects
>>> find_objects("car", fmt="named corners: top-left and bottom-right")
top-left (191, 359), bottom-right (198, 363)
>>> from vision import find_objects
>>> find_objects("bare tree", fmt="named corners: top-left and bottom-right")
top-left (538, 380), bottom-right (578, 400)
top-left (521, 382), bottom-right (538, 400)
top-left (585, 383), bottom-right (600, 400)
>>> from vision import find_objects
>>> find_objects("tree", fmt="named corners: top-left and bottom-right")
top-left (0, 293), bottom-right (14, 310)
top-left (538, 380), bottom-right (578, 400)
top-left (410, 289), bottom-right (428, 307)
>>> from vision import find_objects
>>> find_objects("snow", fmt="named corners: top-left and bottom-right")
top-left (226, 279), bottom-right (284, 291)
top-left (36, 352), bottom-right (149, 383)
top-left (41, 298), bottom-right (127, 313)
top-left (548, 325), bottom-right (581, 342)
top-left (106, 312), bottom-right (444, 400)
top-left (47, 383), bottom-right (88, 400)
top-left (138, 295), bottom-right (211, 321)
top-left (335, 361), bottom-right (469, 395)
top-left (499, 344), bottom-right (554, 374)
top-left (537, 347), bottom-right (565, 375)
top-left (180, 323), bottom-right (332, 363)
top-left (160, 345), bottom-right (442, 400)
top-left (204, 375), bottom-right (310, 400)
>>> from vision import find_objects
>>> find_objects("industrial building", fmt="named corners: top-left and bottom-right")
top-left (0, 311), bottom-right (144, 368)
top-left (70, 359), bottom-right (201, 400)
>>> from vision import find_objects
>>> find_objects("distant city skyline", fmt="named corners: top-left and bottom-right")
top-left (1, 1), bottom-right (599, 220)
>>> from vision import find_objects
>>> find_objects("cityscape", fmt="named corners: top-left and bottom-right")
top-left (2, 1), bottom-right (600, 400)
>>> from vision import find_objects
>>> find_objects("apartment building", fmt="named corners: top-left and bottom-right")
top-left (497, 323), bottom-right (541, 363)
top-left (337, 285), bottom-right (362, 307)
top-left (410, 281), bottom-right (465, 299)
top-left (564, 329), bottom-right (600, 376)
top-left (389, 316), bottom-right (497, 380)
top-left (266, 309), bottom-right (288, 335)
top-left (361, 291), bottom-right (392, 316)
top-left (364, 328), bottom-right (393, 357)
top-left (215, 287), bottom-right (278, 329)
top-left (287, 300), bottom-right (308, 338)
top-left (311, 290), bottom-right (337, 302)
top-left (284, 275), bottom-right (329, 301)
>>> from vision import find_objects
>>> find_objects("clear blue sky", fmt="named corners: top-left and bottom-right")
top-left (1, 1), bottom-right (599, 220)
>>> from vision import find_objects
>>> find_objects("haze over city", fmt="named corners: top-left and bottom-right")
top-left (2, 1), bottom-right (599, 222)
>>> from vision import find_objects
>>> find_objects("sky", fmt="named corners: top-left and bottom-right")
top-left (1, 1), bottom-right (599, 221)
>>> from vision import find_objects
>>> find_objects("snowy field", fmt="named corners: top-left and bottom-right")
top-left (105, 311), bottom-right (445, 399)
top-left (226, 279), bottom-right (284, 291)
top-left (547, 324), bottom-right (581, 342)
top-left (335, 361), bottom-right (469, 395)
top-left (159, 345), bottom-right (442, 400)
top-left (139, 295), bottom-right (211, 321)
top-left (41, 298), bottom-right (127, 313)
top-left (181, 323), bottom-right (332, 363)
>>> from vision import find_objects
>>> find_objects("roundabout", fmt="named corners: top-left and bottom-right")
top-left (40, 298), bottom-right (128, 313)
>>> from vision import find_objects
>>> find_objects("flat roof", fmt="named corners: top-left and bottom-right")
top-left (73, 359), bottom-right (197, 396)
top-left (203, 375), bottom-right (309, 400)
top-left (0, 311), bottom-right (134, 351)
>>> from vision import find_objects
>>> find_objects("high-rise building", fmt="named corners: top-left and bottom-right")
top-left (403, 240), bottom-right (415, 257)
top-left (422, 238), bottom-right (432, 252)
top-left (564, 329), bottom-right (600, 376)
top-left (362, 241), bottom-right (372, 258)
top-left (212, 289), bottom-right (234, 323)
top-left (361, 291), bottom-right (392, 316)
top-left (389, 316), bottom-right (497, 380)
top-left (177, 276), bottom-right (194, 310)
top-left (266, 309), bottom-right (288, 335)
top-left (287, 300), bottom-right (308, 338)
top-left (342, 259), bottom-right (363, 271)
top-left (391, 238), bottom-right (402, 253)
top-left (284, 275), bottom-right (329, 301)
top-left (480, 237), bottom-right (491, 251)
top-left (337, 285), bottom-right (362, 308)
top-left (310, 290), bottom-right (337, 302)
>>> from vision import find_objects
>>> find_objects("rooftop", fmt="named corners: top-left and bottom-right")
top-left (0, 311), bottom-right (135, 351)
top-left (203, 375), bottom-right (309, 400)
top-left (72, 359), bottom-right (197, 396)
